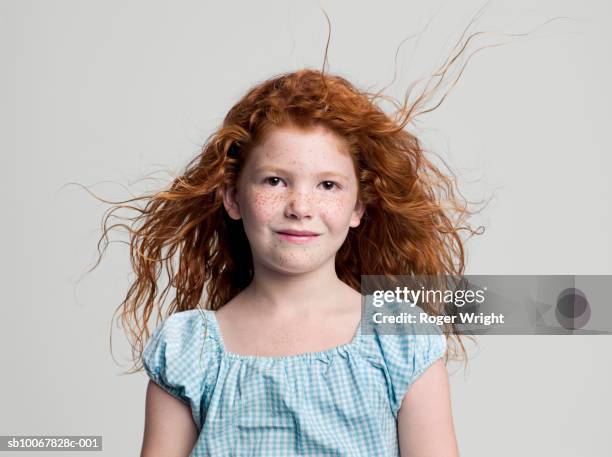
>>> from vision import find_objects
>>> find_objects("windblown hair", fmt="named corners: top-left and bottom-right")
top-left (87, 22), bottom-right (506, 373)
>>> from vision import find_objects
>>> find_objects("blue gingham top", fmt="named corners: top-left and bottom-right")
top-left (142, 306), bottom-right (447, 456)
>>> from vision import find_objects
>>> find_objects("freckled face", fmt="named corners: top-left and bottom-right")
top-left (222, 125), bottom-right (364, 275)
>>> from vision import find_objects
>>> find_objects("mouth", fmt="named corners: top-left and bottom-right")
top-left (275, 230), bottom-right (321, 244)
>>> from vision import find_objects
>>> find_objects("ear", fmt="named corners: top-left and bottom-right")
top-left (349, 199), bottom-right (365, 228)
top-left (221, 184), bottom-right (241, 220)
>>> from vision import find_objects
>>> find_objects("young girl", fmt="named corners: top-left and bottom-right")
top-left (96, 28), bottom-right (483, 456)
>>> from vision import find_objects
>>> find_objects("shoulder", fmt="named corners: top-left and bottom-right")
top-left (143, 309), bottom-right (218, 367)
top-left (145, 309), bottom-right (208, 348)
top-left (142, 309), bottom-right (219, 421)
top-left (362, 302), bottom-right (448, 419)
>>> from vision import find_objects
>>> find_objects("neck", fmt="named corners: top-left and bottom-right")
top-left (242, 258), bottom-right (350, 318)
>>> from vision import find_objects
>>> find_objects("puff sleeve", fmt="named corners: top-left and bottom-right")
top-left (142, 310), bottom-right (210, 427)
top-left (375, 310), bottom-right (447, 419)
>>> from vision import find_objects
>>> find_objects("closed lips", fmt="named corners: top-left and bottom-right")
top-left (276, 230), bottom-right (320, 236)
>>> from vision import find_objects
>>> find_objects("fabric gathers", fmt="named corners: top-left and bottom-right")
top-left (142, 304), bottom-right (446, 457)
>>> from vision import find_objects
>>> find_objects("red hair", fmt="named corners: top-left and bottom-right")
top-left (88, 29), bottom-right (497, 372)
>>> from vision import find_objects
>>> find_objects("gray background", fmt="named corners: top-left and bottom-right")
top-left (2, 0), bottom-right (610, 455)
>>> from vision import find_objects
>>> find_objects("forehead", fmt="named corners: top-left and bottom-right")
top-left (245, 125), bottom-right (353, 170)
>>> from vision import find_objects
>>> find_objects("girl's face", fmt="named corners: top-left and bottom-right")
top-left (222, 124), bottom-right (364, 275)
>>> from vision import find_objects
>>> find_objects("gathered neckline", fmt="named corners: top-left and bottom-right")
top-left (202, 308), bottom-right (363, 362)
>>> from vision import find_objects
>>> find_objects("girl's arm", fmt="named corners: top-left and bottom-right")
top-left (140, 380), bottom-right (199, 457)
top-left (397, 359), bottom-right (460, 457)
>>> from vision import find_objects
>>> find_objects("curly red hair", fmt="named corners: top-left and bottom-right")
top-left (87, 28), bottom-right (496, 372)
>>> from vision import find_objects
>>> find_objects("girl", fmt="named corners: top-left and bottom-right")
top-left (96, 25), bottom-right (485, 457)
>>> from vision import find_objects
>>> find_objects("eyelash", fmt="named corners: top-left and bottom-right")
top-left (263, 177), bottom-right (340, 190)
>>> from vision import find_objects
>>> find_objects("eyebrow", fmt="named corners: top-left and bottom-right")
top-left (253, 167), bottom-right (350, 182)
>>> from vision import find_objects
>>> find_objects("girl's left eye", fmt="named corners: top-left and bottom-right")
top-left (320, 181), bottom-right (339, 190)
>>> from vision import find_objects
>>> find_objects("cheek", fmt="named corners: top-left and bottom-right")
top-left (319, 194), bottom-right (356, 227)
top-left (242, 188), bottom-right (284, 222)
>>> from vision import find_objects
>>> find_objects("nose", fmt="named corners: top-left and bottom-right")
top-left (285, 190), bottom-right (313, 219)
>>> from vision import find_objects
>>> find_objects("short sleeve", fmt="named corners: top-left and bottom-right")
top-left (142, 310), bottom-right (210, 425)
top-left (375, 312), bottom-right (447, 418)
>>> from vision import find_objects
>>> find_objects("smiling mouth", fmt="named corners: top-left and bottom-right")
top-left (275, 231), bottom-right (320, 243)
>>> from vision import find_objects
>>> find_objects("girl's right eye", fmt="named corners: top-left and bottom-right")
top-left (263, 177), bottom-right (283, 186)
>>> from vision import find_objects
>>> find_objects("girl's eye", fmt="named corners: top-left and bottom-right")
top-left (263, 177), bottom-right (339, 190)
top-left (320, 181), bottom-right (339, 191)
top-left (264, 177), bottom-right (283, 186)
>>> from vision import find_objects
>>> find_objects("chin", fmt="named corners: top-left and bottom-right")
top-left (264, 257), bottom-right (327, 275)
top-left (272, 263), bottom-right (322, 275)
